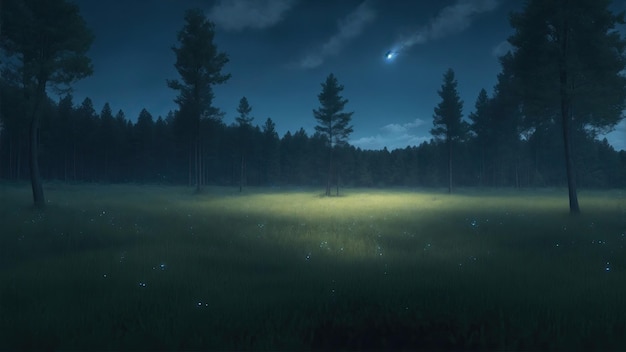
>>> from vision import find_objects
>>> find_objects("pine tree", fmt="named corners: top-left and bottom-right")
top-left (235, 96), bottom-right (253, 191)
top-left (431, 68), bottom-right (468, 194)
top-left (508, 0), bottom-right (626, 214)
top-left (261, 118), bottom-right (280, 185)
top-left (489, 53), bottom-right (523, 187)
top-left (236, 97), bottom-right (253, 126)
top-left (1, 0), bottom-right (93, 207)
top-left (167, 8), bottom-right (230, 193)
top-left (99, 103), bottom-right (116, 181)
top-left (313, 73), bottom-right (354, 196)
top-left (468, 88), bottom-right (491, 185)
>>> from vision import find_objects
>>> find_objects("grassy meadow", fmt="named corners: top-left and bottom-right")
top-left (1, 183), bottom-right (625, 350)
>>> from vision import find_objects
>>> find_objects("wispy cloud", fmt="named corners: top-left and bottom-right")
top-left (298, 1), bottom-right (376, 69)
top-left (389, 0), bottom-right (498, 57)
top-left (351, 118), bottom-right (430, 150)
top-left (491, 40), bottom-right (513, 57)
top-left (209, 0), bottom-right (296, 31)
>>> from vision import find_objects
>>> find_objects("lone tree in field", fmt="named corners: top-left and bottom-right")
top-left (168, 8), bottom-right (230, 193)
top-left (431, 68), bottom-right (468, 194)
top-left (236, 96), bottom-right (253, 192)
top-left (313, 73), bottom-right (354, 196)
top-left (1, 0), bottom-right (93, 207)
top-left (508, 0), bottom-right (626, 214)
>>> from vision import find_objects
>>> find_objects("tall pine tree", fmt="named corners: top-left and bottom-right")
top-left (313, 73), bottom-right (354, 196)
top-left (167, 8), bottom-right (230, 193)
top-left (468, 88), bottom-right (491, 185)
top-left (236, 96), bottom-right (253, 192)
top-left (1, 0), bottom-right (93, 207)
top-left (431, 68), bottom-right (468, 194)
top-left (508, 0), bottom-right (626, 214)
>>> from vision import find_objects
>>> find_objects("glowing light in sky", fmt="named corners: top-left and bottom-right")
top-left (384, 50), bottom-right (397, 61)
top-left (385, 0), bottom-right (497, 61)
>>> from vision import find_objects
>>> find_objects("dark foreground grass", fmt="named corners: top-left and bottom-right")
top-left (1, 183), bottom-right (625, 350)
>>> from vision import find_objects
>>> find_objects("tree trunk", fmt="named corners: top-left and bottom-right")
top-left (17, 139), bottom-right (22, 180)
top-left (559, 8), bottom-right (580, 215)
top-left (104, 150), bottom-right (108, 182)
top-left (28, 81), bottom-right (47, 207)
top-left (326, 146), bottom-right (333, 196)
top-left (336, 170), bottom-right (340, 196)
top-left (195, 139), bottom-right (201, 193)
top-left (9, 137), bottom-right (13, 180)
top-left (560, 85), bottom-right (579, 213)
top-left (72, 144), bottom-right (77, 182)
top-left (239, 154), bottom-right (244, 192)
top-left (479, 146), bottom-right (485, 187)
top-left (29, 114), bottom-right (45, 207)
top-left (447, 139), bottom-right (452, 194)
top-left (189, 146), bottom-right (193, 187)
top-left (515, 159), bottom-right (520, 188)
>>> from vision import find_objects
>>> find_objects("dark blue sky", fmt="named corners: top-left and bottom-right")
top-left (70, 0), bottom-right (625, 151)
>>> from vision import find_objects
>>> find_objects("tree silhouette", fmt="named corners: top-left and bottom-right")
top-left (489, 53), bottom-right (523, 187)
top-left (508, 0), bottom-right (626, 214)
top-left (236, 96), bottom-right (254, 192)
top-left (261, 118), bottom-right (280, 185)
top-left (1, 0), bottom-right (93, 207)
top-left (167, 8), bottom-right (230, 193)
top-left (313, 73), bottom-right (354, 196)
top-left (468, 88), bottom-right (491, 185)
top-left (431, 68), bottom-right (468, 194)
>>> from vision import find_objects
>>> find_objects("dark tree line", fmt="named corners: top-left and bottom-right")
top-left (0, 87), bottom-right (624, 190)
top-left (1, 0), bottom-right (625, 204)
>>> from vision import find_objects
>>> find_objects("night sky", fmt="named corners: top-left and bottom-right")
top-left (70, 0), bottom-right (626, 151)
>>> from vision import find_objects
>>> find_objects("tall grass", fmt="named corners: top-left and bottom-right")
top-left (1, 183), bottom-right (625, 350)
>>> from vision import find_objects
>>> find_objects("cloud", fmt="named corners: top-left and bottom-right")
top-left (209, 0), bottom-right (296, 31)
top-left (390, 0), bottom-right (498, 55)
top-left (381, 118), bottom-right (426, 134)
top-left (298, 1), bottom-right (376, 69)
top-left (491, 40), bottom-right (513, 57)
top-left (351, 118), bottom-right (430, 150)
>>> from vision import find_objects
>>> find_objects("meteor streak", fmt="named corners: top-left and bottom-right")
top-left (384, 0), bottom-right (497, 61)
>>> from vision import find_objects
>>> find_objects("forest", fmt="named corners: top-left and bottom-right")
top-left (0, 91), bottom-right (624, 189)
top-left (1, 0), bottom-right (625, 196)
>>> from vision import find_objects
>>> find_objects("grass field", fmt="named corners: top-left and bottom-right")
top-left (1, 183), bottom-right (625, 350)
